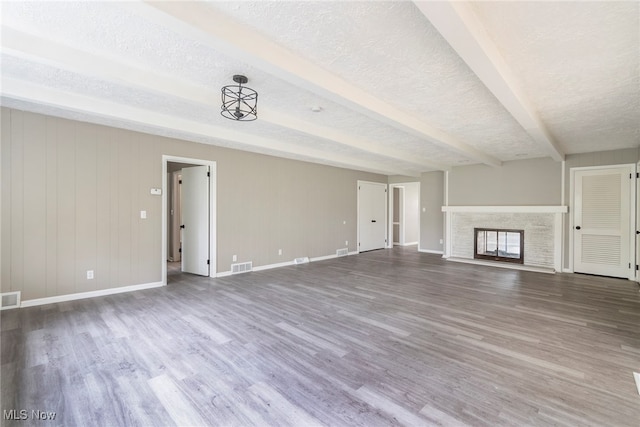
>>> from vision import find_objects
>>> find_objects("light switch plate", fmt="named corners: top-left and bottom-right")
top-left (150, 188), bottom-right (162, 195)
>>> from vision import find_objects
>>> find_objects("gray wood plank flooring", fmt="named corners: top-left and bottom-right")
top-left (2, 247), bottom-right (640, 426)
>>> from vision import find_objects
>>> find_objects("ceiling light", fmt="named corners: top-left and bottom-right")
top-left (310, 106), bottom-right (323, 113)
top-left (221, 75), bottom-right (258, 121)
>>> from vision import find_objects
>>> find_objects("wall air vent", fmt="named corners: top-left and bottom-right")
top-left (294, 257), bottom-right (310, 265)
top-left (1, 291), bottom-right (21, 310)
top-left (231, 261), bottom-right (253, 274)
top-left (336, 248), bottom-right (348, 257)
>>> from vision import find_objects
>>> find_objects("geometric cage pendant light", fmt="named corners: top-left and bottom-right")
top-left (221, 75), bottom-right (258, 121)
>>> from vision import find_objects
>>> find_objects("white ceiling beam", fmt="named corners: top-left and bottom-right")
top-left (414, 1), bottom-right (565, 162)
top-left (2, 25), bottom-right (442, 172)
top-left (135, 1), bottom-right (502, 167)
top-left (1, 77), bottom-right (413, 176)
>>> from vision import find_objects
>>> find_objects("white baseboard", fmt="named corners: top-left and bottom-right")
top-left (447, 257), bottom-right (555, 274)
top-left (253, 260), bottom-right (295, 272)
top-left (401, 242), bottom-right (418, 246)
top-left (216, 250), bottom-right (359, 277)
top-left (310, 254), bottom-right (338, 262)
top-left (418, 249), bottom-right (444, 255)
top-left (20, 281), bottom-right (165, 308)
top-left (562, 268), bottom-right (574, 273)
top-left (216, 271), bottom-right (233, 277)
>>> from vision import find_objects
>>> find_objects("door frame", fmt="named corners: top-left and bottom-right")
top-left (637, 161), bottom-right (639, 283)
top-left (569, 163), bottom-right (636, 280)
top-left (162, 155), bottom-right (217, 285)
top-left (357, 180), bottom-right (388, 253)
top-left (388, 182), bottom-right (422, 249)
top-left (390, 185), bottom-right (404, 246)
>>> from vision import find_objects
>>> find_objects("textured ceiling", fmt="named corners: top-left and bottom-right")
top-left (1, 1), bottom-right (638, 176)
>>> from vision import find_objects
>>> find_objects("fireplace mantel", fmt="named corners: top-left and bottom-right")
top-left (441, 205), bottom-right (568, 272)
top-left (442, 206), bottom-right (568, 213)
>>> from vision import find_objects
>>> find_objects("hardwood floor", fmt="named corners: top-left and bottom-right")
top-left (2, 247), bottom-right (639, 426)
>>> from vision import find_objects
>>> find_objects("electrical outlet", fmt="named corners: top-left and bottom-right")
top-left (87, 270), bottom-right (94, 280)
top-left (440, 239), bottom-right (443, 244)
top-left (345, 240), bottom-right (348, 246)
top-left (232, 255), bottom-right (237, 262)
top-left (278, 249), bottom-right (282, 256)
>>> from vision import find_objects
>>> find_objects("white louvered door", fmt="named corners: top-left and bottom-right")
top-left (573, 166), bottom-right (634, 278)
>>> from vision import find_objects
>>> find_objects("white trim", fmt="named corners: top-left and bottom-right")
top-left (253, 260), bottom-right (295, 271)
top-left (218, 251), bottom-right (355, 276)
top-left (310, 254), bottom-right (338, 263)
top-left (419, 249), bottom-right (443, 255)
top-left (561, 160), bottom-right (567, 271)
top-left (442, 205), bottom-right (568, 213)
top-left (162, 155), bottom-right (217, 284)
top-left (20, 281), bottom-right (164, 308)
top-left (444, 170), bottom-right (449, 207)
top-left (636, 161), bottom-right (640, 282)
top-left (569, 169), bottom-right (576, 273)
top-left (633, 372), bottom-right (640, 396)
top-left (562, 268), bottom-right (574, 274)
top-left (216, 271), bottom-right (233, 278)
top-left (447, 257), bottom-right (555, 274)
top-left (399, 241), bottom-right (418, 246)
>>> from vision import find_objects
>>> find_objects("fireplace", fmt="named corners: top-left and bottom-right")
top-left (474, 228), bottom-right (524, 264)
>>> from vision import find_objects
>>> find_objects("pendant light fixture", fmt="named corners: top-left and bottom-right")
top-left (221, 75), bottom-right (258, 121)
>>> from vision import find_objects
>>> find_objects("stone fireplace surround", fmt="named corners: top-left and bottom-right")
top-left (441, 206), bottom-right (568, 272)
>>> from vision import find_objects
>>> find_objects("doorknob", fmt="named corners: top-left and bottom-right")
top-left (180, 224), bottom-right (185, 229)
top-left (575, 226), bottom-right (581, 230)
top-left (371, 220), bottom-right (377, 223)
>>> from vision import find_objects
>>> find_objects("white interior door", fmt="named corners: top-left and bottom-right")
top-left (181, 165), bottom-right (209, 276)
top-left (358, 181), bottom-right (387, 252)
top-left (573, 165), bottom-right (633, 278)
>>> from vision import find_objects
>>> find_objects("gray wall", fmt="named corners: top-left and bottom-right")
top-left (1, 108), bottom-right (385, 300)
top-left (448, 157), bottom-right (562, 206)
top-left (562, 147), bottom-right (639, 269)
top-left (420, 171), bottom-right (444, 252)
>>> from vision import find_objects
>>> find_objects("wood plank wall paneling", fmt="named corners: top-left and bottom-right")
top-left (75, 122), bottom-right (98, 293)
top-left (1, 108), bottom-right (386, 301)
top-left (22, 112), bottom-right (47, 300)
top-left (45, 116), bottom-right (58, 296)
top-left (95, 125), bottom-right (111, 291)
top-left (56, 118), bottom-right (77, 297)
top-left (10, 110), bottom-right (24, 297)
top-left (1, 110), bottom-right (12, 292)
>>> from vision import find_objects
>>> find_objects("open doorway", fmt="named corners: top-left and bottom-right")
top-left (388, 182), bottom-right (420, 248)
top-left (162, 156), bottom-right (217, 285)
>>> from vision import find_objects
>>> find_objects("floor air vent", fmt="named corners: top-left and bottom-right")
top-left (294, 257), bottom-right (309, 265)
top-left (336, 248), bottom-right (348, 257)
top-left (231, 261), bottom-right (253, 274)
top-left (1, 292), bottom-right (20, 310)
